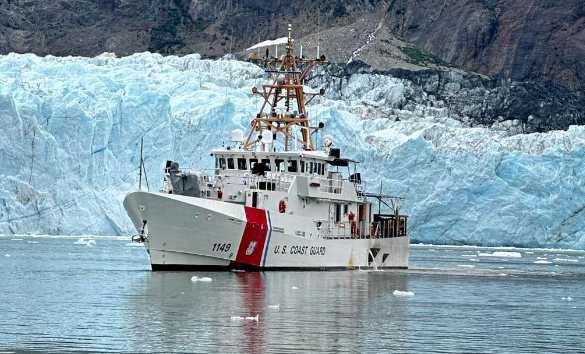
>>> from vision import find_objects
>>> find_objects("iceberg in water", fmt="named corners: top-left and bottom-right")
top-left (0, 53), bottom-right (585, 249)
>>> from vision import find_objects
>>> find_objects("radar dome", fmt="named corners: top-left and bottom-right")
top-left (231, 129), bottom-right (244, 142)
top-left (261, 131), bottom-right (274, 144)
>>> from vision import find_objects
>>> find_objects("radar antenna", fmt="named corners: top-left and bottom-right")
top-left (244, 25), bottom-right (327, 151)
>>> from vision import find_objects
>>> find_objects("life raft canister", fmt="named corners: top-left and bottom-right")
top-left (278, 199), bottom-right (286, 213)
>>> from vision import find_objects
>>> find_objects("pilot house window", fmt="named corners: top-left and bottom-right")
top-left (227, 158), bottom-right (235, 169)
top-left (288, 160), bottom-right (298, 173)
top-left (237, 158), bottom-right (247, 170)
top-left (261, 159), bottom-right (271, 171)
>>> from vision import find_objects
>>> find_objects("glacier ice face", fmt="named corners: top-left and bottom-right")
top-left (0, 53), bottom-right (584, 249)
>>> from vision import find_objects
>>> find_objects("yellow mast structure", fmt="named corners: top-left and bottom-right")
top-left (243, 24), bottom-right (327, 151)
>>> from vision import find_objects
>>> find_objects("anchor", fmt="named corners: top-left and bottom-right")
top-left (131, 220), bottom-right (148, 243)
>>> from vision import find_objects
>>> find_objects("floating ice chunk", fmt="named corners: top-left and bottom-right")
top-left (230, 315), bottom-right (259, 321)
top-left (74, 238), bottom-right (96, 247)
top-left (457, 264), bottom-right (475, 268)
top-left (553, 258), bottom-right (578, 263)
top-left (268, 304), bottom-right (280, 310)
top-left (126, 242), bottom-right (145, 247)
top-left (393, 290), bottom-right (415, 297)
top-left (534, 260), bottom-right (552, 264)
top-left (561, 296), bottom-right (573, 301)
top-left (478, 251), bottom-right (522, 258)
top-left (461, 254), bottom-right (477, 258)
top-left (291, 286), bottom-right (299, 290)
top-left (4, 254), bottom-right (10, 257)
top-left (537, 257), bottom-right (548, 260)
top-left (498, 273), bottom-right (508, 276)
top-left (191, 276), bottom-right (213, 282)
top-left (10, 238), bottom-right (23, 241)
top-left (27, 241), bottom-right (39, 244)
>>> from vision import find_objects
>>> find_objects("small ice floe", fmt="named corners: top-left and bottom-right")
top-left (534, 260), bottom-right (552, 264)
top-left (74, 238), bottom-right (96, 247)
top-left (553, 258), bottom-right (578, 263)
top-left (537, 257), bottom-right (548, 260)
top-left (10, 238), bottom-right (23, 241)
top-left (230, 314), bottom-right (259, 321)
top-left (125, 242), bottom-right (144, 247)
top-left (268, 304), bottom-right (280, 310)
top-left (393, 290), bottom-right (415, 297)
top-left (561, 296), bottom-right (573, 301)
top-left (27, 241), bottom-right (39, 244)
top-left (457, 264), bottom-right (475, 268)
top-left (291, 286), bottom-right (299, 290)
top-left (498, 273), bottom-right (508, 277)
top-left (4, 254), bottom-right (10, 257)
top-left (478, 251), bottom-right (522, 258)
top-left (461, 254), bottom-right (477, 258)
top-left (191, 276), bottom-right (213, 282)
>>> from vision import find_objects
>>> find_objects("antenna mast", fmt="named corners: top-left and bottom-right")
top-left (244, 24), bottom-right (327, 151)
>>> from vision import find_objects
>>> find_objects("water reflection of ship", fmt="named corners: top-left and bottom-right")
top-left (233, 272), bottom-right (266, 353)
top-left (126, 272), bottom-right (409, 352)
top-left (231, 272), bottom-right (409, 353)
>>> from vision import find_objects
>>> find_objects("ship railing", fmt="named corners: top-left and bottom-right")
top-left (220, 173), bottom-right (293, 192)
top-left (310, 175), bottom-right (343, 194)
top-left (319, 216), bottom-right (408, 240)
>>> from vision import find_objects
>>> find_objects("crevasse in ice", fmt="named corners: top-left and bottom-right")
top-left (0, 53), bottom-right (584, 249)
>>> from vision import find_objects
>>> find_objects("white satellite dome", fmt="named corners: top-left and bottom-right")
top-left (230, 129), bottom-right (244, 142)
top-left (261, 131), bottom-right (274, 144)
top-left (322, 135), bottom-right (333, 147)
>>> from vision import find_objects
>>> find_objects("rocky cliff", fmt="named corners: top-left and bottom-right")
top-left (2, 1), bottom-right (584, 90)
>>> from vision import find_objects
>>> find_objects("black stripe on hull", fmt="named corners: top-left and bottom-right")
top-left (151, 264), bottom-right (408, 271)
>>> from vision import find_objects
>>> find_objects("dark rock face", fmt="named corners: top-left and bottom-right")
top-left (312, 61), bottom-right (585, 133)
top-left (386, 0), bottom-right (585, 90)
top-left (1, 0), bottom-right (583, 91)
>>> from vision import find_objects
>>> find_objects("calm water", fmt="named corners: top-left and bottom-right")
top-left (0, 236), bottom-right (584, 353)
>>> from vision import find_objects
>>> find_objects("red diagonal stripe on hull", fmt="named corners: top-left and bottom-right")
top-left (233, 206), bottom-right (268, 267)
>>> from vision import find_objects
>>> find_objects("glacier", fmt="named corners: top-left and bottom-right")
top-left (0, 53), bottom-right (584, 249)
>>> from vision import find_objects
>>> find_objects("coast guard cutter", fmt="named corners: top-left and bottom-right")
top-left (124, 27), bottom-right (409, 270)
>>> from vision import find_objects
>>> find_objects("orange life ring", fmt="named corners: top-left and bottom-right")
top-left (278, 199), bottom-right (286, 213)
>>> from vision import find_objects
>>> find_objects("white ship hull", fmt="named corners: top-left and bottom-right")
top-left (124, 192), bottom-right (409, 270)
